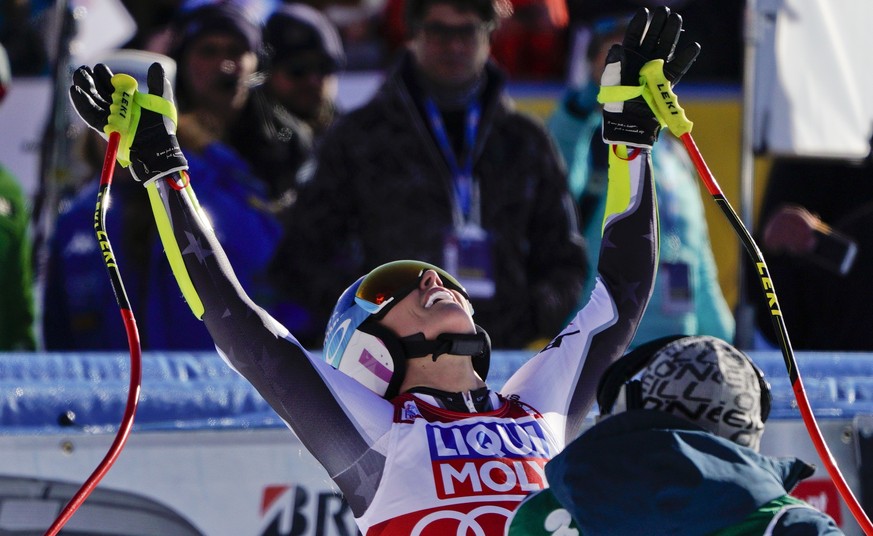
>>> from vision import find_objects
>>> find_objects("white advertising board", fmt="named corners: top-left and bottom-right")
top-left (0, 429), bottom-right (357, 535)
top-left (753, 0), bottom-right (873, 159)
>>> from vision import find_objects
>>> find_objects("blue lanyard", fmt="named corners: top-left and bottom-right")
top-left (424, 98), bottom-right (480, 221)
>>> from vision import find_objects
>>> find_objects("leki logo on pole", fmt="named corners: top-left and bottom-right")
top-left (45, 74), bottom-right (143, 536)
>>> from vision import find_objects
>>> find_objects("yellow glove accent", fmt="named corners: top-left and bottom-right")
top-left (104, 74), bottom-right (179, 169)
top-left (597, 84), bottom-right (644, 104)
top-left (596, 60), bottom-right (694, 138)
top-left (134, 91), bottom-right (178, 126)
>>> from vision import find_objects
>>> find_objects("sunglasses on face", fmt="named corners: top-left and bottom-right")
top-left (355, 260), bottom-right (470, 317)
top-left (419, 21), bottom-right (494, 45)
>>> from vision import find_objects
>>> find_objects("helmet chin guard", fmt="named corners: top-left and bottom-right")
top-left (322, 273), bottom-right (491, 399)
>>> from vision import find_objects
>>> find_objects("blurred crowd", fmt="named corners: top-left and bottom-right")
top-left (0, 3), bottom-right (858, 533)
top-left (2, 0), bottom-right (750, 353)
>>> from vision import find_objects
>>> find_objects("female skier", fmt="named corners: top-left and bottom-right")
top-left (68, 6), bottom-right (698, 534)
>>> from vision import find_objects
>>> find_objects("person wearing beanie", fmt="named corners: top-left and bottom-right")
top-left (253, 2), bottom-right (344, 214)
top-left (167, 1), bottom-right (267, 191)
top-left (168, 1), bottom-right (262, 113)
top-left (507, 335), bottom-right (844, 535)
top-left (168, 2), bottom-right (305, 339)
top-left (264, 2), bottom-right (344, 132)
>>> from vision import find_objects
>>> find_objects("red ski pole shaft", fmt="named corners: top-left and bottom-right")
top-left (46, 102), bottom-right (143, 534)
top-left (680, 132), bottom-right (873, 535)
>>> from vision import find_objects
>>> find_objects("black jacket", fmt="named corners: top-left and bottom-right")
top-left (272, 53), bottom-right (588, 347)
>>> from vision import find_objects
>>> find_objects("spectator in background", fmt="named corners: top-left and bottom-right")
top-left (750, 155), bottom-right (873, 350)
top-left (170, 1), bottom-right (314, 212)
top-left (119, 0), bottom-right (186, 53)
top-left (169, 1), bottom-right (303, 326)
top-left (0, 43), bottom-right (36, 350)
top-left (0, 162), bottom-right (33, 350)
top-left (547, 17), bottom-right (734, 349)
top-left (43, 2), bottom-right (300, 350)
top-left (383, 0), bottom-right (569, 79)
top-left (42, 50), bottom-right (214, 350)
top-left (508, 336), bottom-right (843, 535)
top-left (489, 0), bottom-right (569, 80)
top-left (270, 0), bottom-right (588, 348)
top-left (261, 2), bottom-right (345, 204)
top-left (169, 1), bottom-right (263, 162)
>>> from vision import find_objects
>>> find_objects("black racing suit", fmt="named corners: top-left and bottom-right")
top-left (142, 143), bottom-right (657, 534)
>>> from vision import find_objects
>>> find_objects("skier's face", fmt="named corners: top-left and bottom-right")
top-left (377, 269), bottom-right (475, 339)
top-left (408, 3), bottom-right (492, 89)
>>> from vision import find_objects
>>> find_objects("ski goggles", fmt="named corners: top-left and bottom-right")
top-left (355, 260), bottom-right (470, 317)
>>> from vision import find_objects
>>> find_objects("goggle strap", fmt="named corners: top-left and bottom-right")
top-left (400, 332), bottom-right (488, 361)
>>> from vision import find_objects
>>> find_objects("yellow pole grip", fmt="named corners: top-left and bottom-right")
top-left (639, 60), bottom-right (693, 137)
top-left (105, 74), bottom-right (139, 167)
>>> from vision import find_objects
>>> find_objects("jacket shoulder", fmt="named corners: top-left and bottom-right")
top-left (768, 503), bottom-right (844, 535)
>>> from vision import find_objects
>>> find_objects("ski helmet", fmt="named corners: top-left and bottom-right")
top-left (323, 260), bottom-right (491, 398)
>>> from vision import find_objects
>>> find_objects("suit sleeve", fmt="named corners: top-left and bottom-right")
top-left (143, 174), bottom-right (392, 516)
top-left (501, 145), bottom-right (658, 446)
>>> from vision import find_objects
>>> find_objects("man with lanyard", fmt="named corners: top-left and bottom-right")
top-left (68, 6), bottom-right (698, 534)
top-left (269, 0), bottom-right (588, 349)
top-left (423, 95), bottom-right (493, 297)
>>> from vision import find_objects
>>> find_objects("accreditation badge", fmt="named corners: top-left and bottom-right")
top-left (660, 261), bottom-right (694, 314)
top-left (443, 224), bottom-right (495, 299)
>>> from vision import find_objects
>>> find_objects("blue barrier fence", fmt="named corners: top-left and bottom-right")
top-left (0, 350), bottom-right (871, 434)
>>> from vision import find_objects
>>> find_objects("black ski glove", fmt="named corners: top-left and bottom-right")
top-left (598, 7), bottom-right (701, 148)
top-left (70, 62), bottom-right (188, 183)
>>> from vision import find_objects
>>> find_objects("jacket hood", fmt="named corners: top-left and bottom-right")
top-left (545, 410), bottom-right (814, 536)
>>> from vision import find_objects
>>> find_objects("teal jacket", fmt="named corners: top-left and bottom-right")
top-left (548, 85), bottom-right (734, 348)
top-left (0, 164), bottom-right (35, 350)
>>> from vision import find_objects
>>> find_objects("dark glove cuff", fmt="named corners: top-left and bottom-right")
top-left (130, 133), bottom-right (188, 183)
top-left (602, 103), bottom-right (661, 148)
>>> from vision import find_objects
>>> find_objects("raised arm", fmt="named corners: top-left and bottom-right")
top-left (68, 63), bottom-right (393, 514)
top-left (502, 7), bottom-right (701, 446)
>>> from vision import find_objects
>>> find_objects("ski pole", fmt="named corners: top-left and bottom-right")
top-left (635, 59), bottom-right (872, 534)
top-left (45, 74), bottom-right (143, 536)
top-left (678, 133), bottom-right (872, 533)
